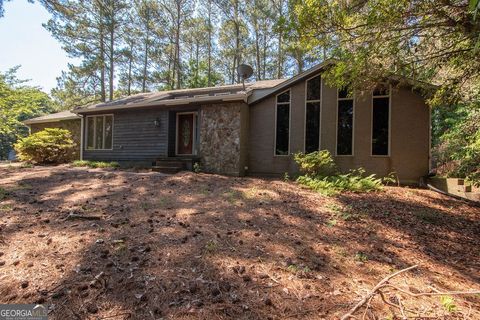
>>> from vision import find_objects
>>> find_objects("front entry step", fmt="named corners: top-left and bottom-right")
top-left (152, 166), bottom-right (182, 174)
top-left (154, 161), bottom-right (184, 167)
top-left (152, 157), bottom-right (200, 174)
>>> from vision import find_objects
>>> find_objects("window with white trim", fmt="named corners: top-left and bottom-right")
top-left (86, 115), bottom-right (113, 150)
top-left (305, 75), bottom-right (321, 153)
top-left (275, 90), bottom-right (290, 155)
top-left (336, 88), bottom-right (354, 155)
top-left (372, 87), bottom-right (390, 155)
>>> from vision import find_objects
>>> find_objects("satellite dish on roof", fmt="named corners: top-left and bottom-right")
top-left (237, 64), bottom-right (254, 90)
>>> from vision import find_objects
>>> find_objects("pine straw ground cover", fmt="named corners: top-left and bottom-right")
top-left (0, 164), bottom-right (479, 320)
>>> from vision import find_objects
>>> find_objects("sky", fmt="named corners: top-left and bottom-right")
top-left (0, 1), bottom-right (72, 93)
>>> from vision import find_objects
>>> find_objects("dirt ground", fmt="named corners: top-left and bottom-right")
top-left (0, 164), bottom-right (479, 320)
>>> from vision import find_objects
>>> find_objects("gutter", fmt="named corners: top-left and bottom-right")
top-left (73, 92), bottom-right (251, 114)
top-left (23, 116), bottom-right (80, 125)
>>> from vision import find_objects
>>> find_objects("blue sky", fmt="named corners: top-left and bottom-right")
top-left (0, 1), bottom-right (71, 92)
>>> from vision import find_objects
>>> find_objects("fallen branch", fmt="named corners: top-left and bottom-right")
top-left (97, 312), bottom-right (131, 319)
top-left (341, 265), bottom-right (480, 319)
top-left (66, 213), bottom-right (102, 221)
top-left (382, 284), bottom-right (480, 297)
top-left (89, 271), bottom-right (105, 288)
top-left (341, 265), bottom-right (418, 320)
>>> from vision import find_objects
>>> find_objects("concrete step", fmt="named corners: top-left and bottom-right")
top-left (155, 161), bottom-right (184, 167)
top-left (457, 185), bottom-right (473, 193)
top-left (152, 166), bottom-right (182, 174)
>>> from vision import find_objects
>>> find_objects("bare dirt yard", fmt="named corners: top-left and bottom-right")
top-left (0, 164), bottom-right (479, 319)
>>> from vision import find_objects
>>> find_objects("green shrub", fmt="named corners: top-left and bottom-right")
top-left (193, 162), bottom-right (201, 173)
top-left (294, 150), bottom-right (338, 177)
top-left (297, 170), bottom-right (383, 195)
top-left (14, 128), bottom-right (76, 164)
top-left (72, 160), bottom-right (119, 169)
top-left (294, 151), bottom-right (383, 195)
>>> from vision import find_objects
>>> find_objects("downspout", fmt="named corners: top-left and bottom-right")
top-left (80, 115), bottom-right (84, 161)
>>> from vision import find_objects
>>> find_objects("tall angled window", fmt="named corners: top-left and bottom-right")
top-left (372, 87), bottom-right (390, 155)
top-left (275, 90), bottom-right (290, 155)
top-left (305, 75), bottom-right (321, 153)
top-left (336, 88), bottom-right (354, 155)
top-left (86, 115), bottom-right (113, 150)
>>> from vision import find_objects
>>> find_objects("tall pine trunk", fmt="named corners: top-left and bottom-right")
top-left (109, 25), bottom-right (114, 101)
top-left (99, 24), bottom-right (106, 102)
top-left (207, 0), bottom-right (212, 86)
top-left (142, 35), bottom-right (149, 92)
top-left (174, 1), bottom-right (181, 89)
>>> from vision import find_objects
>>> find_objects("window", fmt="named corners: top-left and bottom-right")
top-left (372, 88), bottom-right (390, 155)
top-left (86, 115), bottom-right (113, 150)
top-left (305, 75), bottom-right (321, 153)
top-left (275, 90), bottom-right (290, 155)
top-left (336, 88), bottom-right (354, 155)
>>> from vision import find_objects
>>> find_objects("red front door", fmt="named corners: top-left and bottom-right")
top-left (177, 113), bottom-right (194, 155)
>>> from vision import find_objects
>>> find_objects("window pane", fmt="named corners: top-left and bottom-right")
top-left (275, 104), bottom-right (290, 155)
top-left (305, 102), bottom-right (320, 153)
top-left (307, 76), bottom-right (321, 100)
top-left (104, 116), bottom-right (113, 149)
top-left (337, 100), bottom-right (354, 155)
top-left (373, 86), bottom-right (389, 96)
top-left (95, 116), bottom-right (104, 149)
top-left (372, 97), bottom-right (389, 155)
top-left (87, 117), bottom-right (95, 150)
top-left (277, 91), bottom-right (290, 103)
top-left (338, 87), bottom-right (351, 99)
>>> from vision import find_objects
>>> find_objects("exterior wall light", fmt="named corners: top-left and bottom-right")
top-left (154, 118), bottom-right (160, 127)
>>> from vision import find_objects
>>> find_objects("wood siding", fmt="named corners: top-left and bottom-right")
top-left (83, 108), bottom-right (168, 162)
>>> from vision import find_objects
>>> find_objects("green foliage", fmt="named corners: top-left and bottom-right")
top-left (0, 187), bottom-right (7, 202)
top-left (383, 172), bottom-right (398, 186)
top-left (0, 66), bottom-right (57, 159)
top-left (294, 151), bottom-right (383, 195)
top-left (293, 0), bottom-right (480, 107)
top-left (433, 104), bottom-right (480, 186)
top-left (14, 128), bottom-right (75, 164)
top-left (294, 150), bottom-right (338, 177)
top-left (355, 252), bottom-right (369, 262)
top-left (72, 160), bottom-right (120, 169)
top-left (204, 240), bottom-right (217, 253)
top-left (326, 219), bottom-right (337, 227)
top-left (297, 169), bottom-right (383, 196)
top-left (193, 162), bottom-right (201, 173)
top-left (440, 296), bottom-right (457, 313)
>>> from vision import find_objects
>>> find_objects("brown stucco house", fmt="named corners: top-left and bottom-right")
top-left (24, 61), bottom-right (431, 184)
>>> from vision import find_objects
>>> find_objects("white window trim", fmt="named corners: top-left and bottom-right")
top-left (175, 111), bottom-right (198, 156)
top-left (80, 115), bottom-right (84, 160)
top-left (370, 86), bottom-right (391, 157)
top-left (274, 89), bottom-right (291, 157)
top-left (303, 74), bottom-right (322, 153)
top-left (335, 88), bottom-right (355, 157)
top-left (85, 114), bottom-right (114, 151)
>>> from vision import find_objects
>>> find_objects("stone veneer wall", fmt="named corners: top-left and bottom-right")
top-left (199, 103), bottom-right (243, 175)
top-left (30, 119), bottom-right (81, 160)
